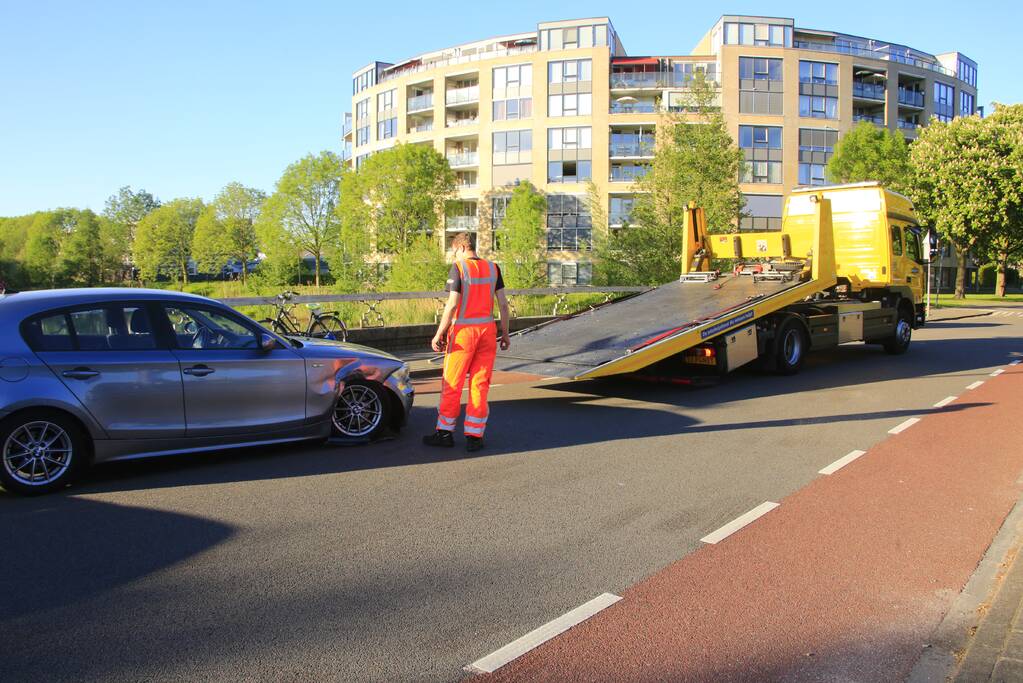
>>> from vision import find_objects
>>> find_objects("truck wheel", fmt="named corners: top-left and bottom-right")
top-left (772, 318), bottom-right (808, 375)
top-left (883, 307), bottom-right (913, 355)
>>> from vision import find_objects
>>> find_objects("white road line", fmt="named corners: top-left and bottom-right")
top-left (466, 593), bottom-right (622, 674)
top-left (991, 369), bottom-right (1005, 377)
top-left (700, 502), bottom-right (779, 544)
top-left (933, 396), bottom-right (957, 408)
top-left (888, 417), bottom-right (921, 435)
top-left (966, 380), bottom-right (985, 390)
top-left (819, 450), bottom-right (867, 475)
top-left (1011, 360), bottom-right (1021, 366)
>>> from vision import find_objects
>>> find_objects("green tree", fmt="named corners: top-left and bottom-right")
top-left (596, 76), bottom-right (743, 285)
top-left (133, 199), bottom-right (205, 284)
top-left (826, 122), bottom-right (913, 193)
top-left (982, 104), bottom-right (1023, 297)
top-left (383, 235), bottom-right (448, 292)
top-left (911, 114), bottom-right (1022, 298)
top-left (58, 210), bottom-right (109, 286)
top-left (103, 186), bottom-right (161, 275)
top-left (23, 211), bottom-right (67, 287)
top-left (498, 181), bottom-right (547, 288)
top-left (340, 143), bottom-right (455, 254)
top-left (258, 152), bottom-right (344, 287)
top-left (193, 182), bottom-right (266, 282)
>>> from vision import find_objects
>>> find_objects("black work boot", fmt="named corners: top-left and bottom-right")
top-left (423, 430), bottom-right (454, 448)
top-left (465, 435), bottom-right (484, 452)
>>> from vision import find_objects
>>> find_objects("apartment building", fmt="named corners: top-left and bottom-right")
top-left (345, 15), bottom-right (978, 285)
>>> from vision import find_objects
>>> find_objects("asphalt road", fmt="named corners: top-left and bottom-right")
top-left (1, 305), bottom-right (1021, 682)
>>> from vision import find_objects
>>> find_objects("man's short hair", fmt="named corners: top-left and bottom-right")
top-left (451, 232), bottom-right (476, 251)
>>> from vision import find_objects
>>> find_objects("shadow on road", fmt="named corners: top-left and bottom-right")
top-left (0, 497), bottom-right (235, 622)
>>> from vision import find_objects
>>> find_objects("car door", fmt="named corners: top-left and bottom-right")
top-left (27, 303), bottom-right (186, 439)
top-left (903, 227), bottom-right (926, 303)
top-left (161, 303), bottom-right (307, 437)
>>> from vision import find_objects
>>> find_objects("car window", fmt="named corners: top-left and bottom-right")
top-left (890, 225), bottom-right (903, 257)
top-left (68, 307), bottom-right (158, 351)
top-left (166, 305), bottom-right (259, 350)
top-left (905, 230), bottom-right (923, 263)
top-left (22, 313), bottom-right (73, 351)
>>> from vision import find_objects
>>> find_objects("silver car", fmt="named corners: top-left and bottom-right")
top-left (0, 288), bottom-right (414, 495)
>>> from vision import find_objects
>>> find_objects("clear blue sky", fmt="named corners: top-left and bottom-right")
top-left (2, 0), bottom-right (1020, 217)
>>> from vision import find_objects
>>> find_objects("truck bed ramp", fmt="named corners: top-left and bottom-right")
top-left (496, 275), bottom-right (808, 380)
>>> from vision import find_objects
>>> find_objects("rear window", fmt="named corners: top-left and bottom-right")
top-left (22, 314), bottom-right (73, 351)
top-left (22, 305), bottom-right (157, 352)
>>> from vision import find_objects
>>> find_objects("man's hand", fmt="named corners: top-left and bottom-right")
top-left (432, 333), bottom-right (447, 353)
top-left (500, 333), bottom-right (511, 351)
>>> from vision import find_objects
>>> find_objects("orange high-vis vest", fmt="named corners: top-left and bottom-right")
top-left (454, 258), bottom-right (497, 326)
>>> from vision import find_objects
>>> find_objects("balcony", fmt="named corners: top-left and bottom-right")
top-left (446, 151), bottom-right (479, 168)
top-left (446, 116), bottom-right (479, 128)
top-left (852, 82), bottom-right (886, 101)
top-left (446, 215), bottom-right (479, 231)
top-left (610, 101), bottom-right (658, 114)
top-left (378, 43), bottom-right (537, 84)
top-left (611, 72), bottom-right (671, 89)
top-left (446, 85), bottom-right (479, 106)
top-left (408, 121), bottom-right (433, 134)
top-left (610, 165), bottom-right (651, 182)
top-left (408, 93), bottom-right (433, 113)
top-left (853, 113), bottom-right (885, 125)
top-left (793, 40), bottom-right (954, 77)
top-left (609, 141), bottom-right (655, 158)
top-left (897, 88), bottom-right (925, 108)
top-left (897, 119), bottom-right (920, 130)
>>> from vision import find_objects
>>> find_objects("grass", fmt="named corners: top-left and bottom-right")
top-left (930, 292), bottom-right (1023, 308)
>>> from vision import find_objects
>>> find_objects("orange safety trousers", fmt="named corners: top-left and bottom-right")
top-left (437, 323), bottom-right (497, 437)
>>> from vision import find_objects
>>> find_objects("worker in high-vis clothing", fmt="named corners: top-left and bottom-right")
top-left (423, 232), bottom-right (511, 452)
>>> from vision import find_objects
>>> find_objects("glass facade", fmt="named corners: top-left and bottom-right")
top-left (548, 59), bottom-right (593, 84)
top-left (549, 93), bottom-right (592, 116)
top-left (934, 81), bottom-right (955, 122)
top-left (798, 128), bottom-right (838, 186)
top-left (959, 91), bottom-right (975, 117)
top-left (492, 130), bottom-right (533, 165)
top-left (540, 23), bottom-right (610, 52)
top-left (958, 60), bottom-right (977, 88)
top-left (739, 57), bottom-right (783, 115)
top-left (723, 21), bottom-right (792, 47)
top-left (739, 125), bottom-right (783, 184)
top-left (493, 64), bottom-right (533, 121)
top-left (546, 194), bottom-right (592, 251)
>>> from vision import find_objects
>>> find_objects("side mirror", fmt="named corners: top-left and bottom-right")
top-left (259, 333), bottom-right (278, 352)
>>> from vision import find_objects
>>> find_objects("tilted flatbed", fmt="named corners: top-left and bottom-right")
top-left (496, 184), bottom-right (926, 381)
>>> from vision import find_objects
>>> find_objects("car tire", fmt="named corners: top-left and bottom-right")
top-left (332, 380), bottom-right (392, 439)
top-left (883, 305), bottom-right (913, 355)
top-left (0, 410), bottom-right (90, 496)
top-left (771, 318), bottom-right (808, 375)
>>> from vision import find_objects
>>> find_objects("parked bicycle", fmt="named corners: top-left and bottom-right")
top-left (259, 291), bottom-right (348, 342)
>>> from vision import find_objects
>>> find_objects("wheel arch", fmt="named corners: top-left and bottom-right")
top-left (0, 406), bottom-right (96, 463)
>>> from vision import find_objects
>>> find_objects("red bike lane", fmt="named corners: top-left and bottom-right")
top-left (482, 364), bottom-right (1023, 682)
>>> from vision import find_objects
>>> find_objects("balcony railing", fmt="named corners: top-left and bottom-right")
top-left (610, 166), bottom-right (651, 182)
top-left (446, 85), bottom-right (479, 105)
top-left (446, 152), bottom-right (479, 167)
top-left (793, 40), bottom-right (954, 77)
top-left (378, 44), bottom-right (538, 84)
top-left (610, 101), bottom-right (658, 114)
top-left (897, 119), bottom-right (920, 130)
top-left (407, 93), bottom-right (433, 112)
top-left (445, 216), bottom-right (479, 231)
top-left (446, 117), bottom-right (479, 128)
top-left (853, 113), bottom-right (885, 125)
top-left (609, 142), bottom-right (655, 157)
top-left (409, 122), bottom-right (434, 134)
top-left (610, 71), bottom-right (720, 90)
top-left (852, 82), bottom-right (886, 100)
top-left (898, 88), bottom-right (925, 107)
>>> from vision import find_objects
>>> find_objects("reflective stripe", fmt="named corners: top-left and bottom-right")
top-left (438, 415), bottom-right (456, 427)
top-left (465, 415), bottom-right (488, 425)
top-left (457, 316), bottom-right (494, 325)
top-left (464, 424), bottom-right (485, 436)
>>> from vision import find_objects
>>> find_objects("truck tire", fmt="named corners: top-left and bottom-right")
top-left (771, 317), bottom-right (808, 375)
top-left (883, 305), bottom-right (913, 355)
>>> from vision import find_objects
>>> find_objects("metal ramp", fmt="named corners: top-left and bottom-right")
top-left (496, 275), bottom-right (806, 380)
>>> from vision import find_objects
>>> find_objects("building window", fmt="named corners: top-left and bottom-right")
top-left (356, 126), bottom-right (370, 146)
top-left (493, 130), bottom-right (533, 165)
top-left (723, 22), bottom-right (791, 47)
top-left (549, 92), bottom-right (592, 116)
top-left (739, 125), bottom-right (782, 184)
top-left (547, 262), bottom-right (593, 285)
top-left (609, 197), bottom-right (635, 226)
top-left (353, 70), bottom-right (375, 95)
top-left (740, 194), bottom-right (783, 231)
top-left (739, 57), bottom-right (783, 115)
top-left (355, 153), bottom-right (370, 170)
top-left (355, 98), bottom-right (371, 147)
top-left (548, 160), bottom-right (592, 183)
top-left (960, 91), bottom-right (975, 117)
top-left (377, 117), bottom-right (397, 139)
top-left (355, 98), bottom-right (370, 122)
top-left (798, 128), bottom-right (838, 186)
top-left (673, 61), bottom-right (719, 85)
top-left (799, 61), bottom-right (837, 85)
top-left (540, 24), bottom-right (609, 51)
top-left (958, 60), bottom-right (977, 88)
top-left (548, 59), bottom-right (592, 84)
top-left (494, 98), bottom-right (532, 121)
top-left (493, 64), bottom-right (533, 121)
top-left (799, 95), bottom-right (838, 119)
top-left (491, 195), bottom-right (510, 250)
top-left (546, 195), bottom-right (592, 251)
top-left (934, 82), bottom-right (955, 122)
top-left (377, 89), bottom-right (395, 112)
top-left (548, 127), bottom-right (591, 150)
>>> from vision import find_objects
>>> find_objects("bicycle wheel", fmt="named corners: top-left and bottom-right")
top-left (309, 314), bottom-right (348, 342)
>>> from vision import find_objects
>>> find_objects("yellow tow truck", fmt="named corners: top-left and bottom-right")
top-left (496, 182), bottom-right (927, 381)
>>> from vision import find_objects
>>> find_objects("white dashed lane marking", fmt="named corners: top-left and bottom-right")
top-left (991, 369), bottom-right (1005, 377)
top-left (700, 502), bottom-right (780, 544)
top-left (933, 396), bottom-right (957, 408)
top-left (888, 418), bottom-right (921, 435)
top-left (1011, 360), bottom-right (1021, 366)
top-left (819, 450), bottom-right (867, 475)
top-left (966, 381), bottom-right (985, 390)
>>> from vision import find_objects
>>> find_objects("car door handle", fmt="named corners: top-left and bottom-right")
top-left (62, 368), bottom-right (100, 380)
top-left (183, 365), bottom-right (215, 377)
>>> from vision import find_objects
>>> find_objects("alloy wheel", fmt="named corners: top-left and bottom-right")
top-left (333, 384), bottom-right (384, 437)
top-left (3, 421), bottom-right (73, 487)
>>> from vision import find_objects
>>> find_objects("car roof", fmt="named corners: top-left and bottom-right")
top-left (0, 288), bottom-right (217, 320)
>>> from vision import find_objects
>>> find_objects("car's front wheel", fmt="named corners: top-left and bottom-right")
top-left (0, 411), bottom-right (89, 495)
top-left (332, 380), bottom-right (392, 439)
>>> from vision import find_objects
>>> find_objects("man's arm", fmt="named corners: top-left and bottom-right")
top-left (496, 289), bottom-right (511, 351)
top-left (432, 290), bottom-right (461, 352)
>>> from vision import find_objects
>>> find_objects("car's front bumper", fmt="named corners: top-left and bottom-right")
top-left (385, 366), bottom-right (415, 426)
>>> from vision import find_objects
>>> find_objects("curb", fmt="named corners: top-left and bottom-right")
top-left (906, 492), bottom-right (1023, 683)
